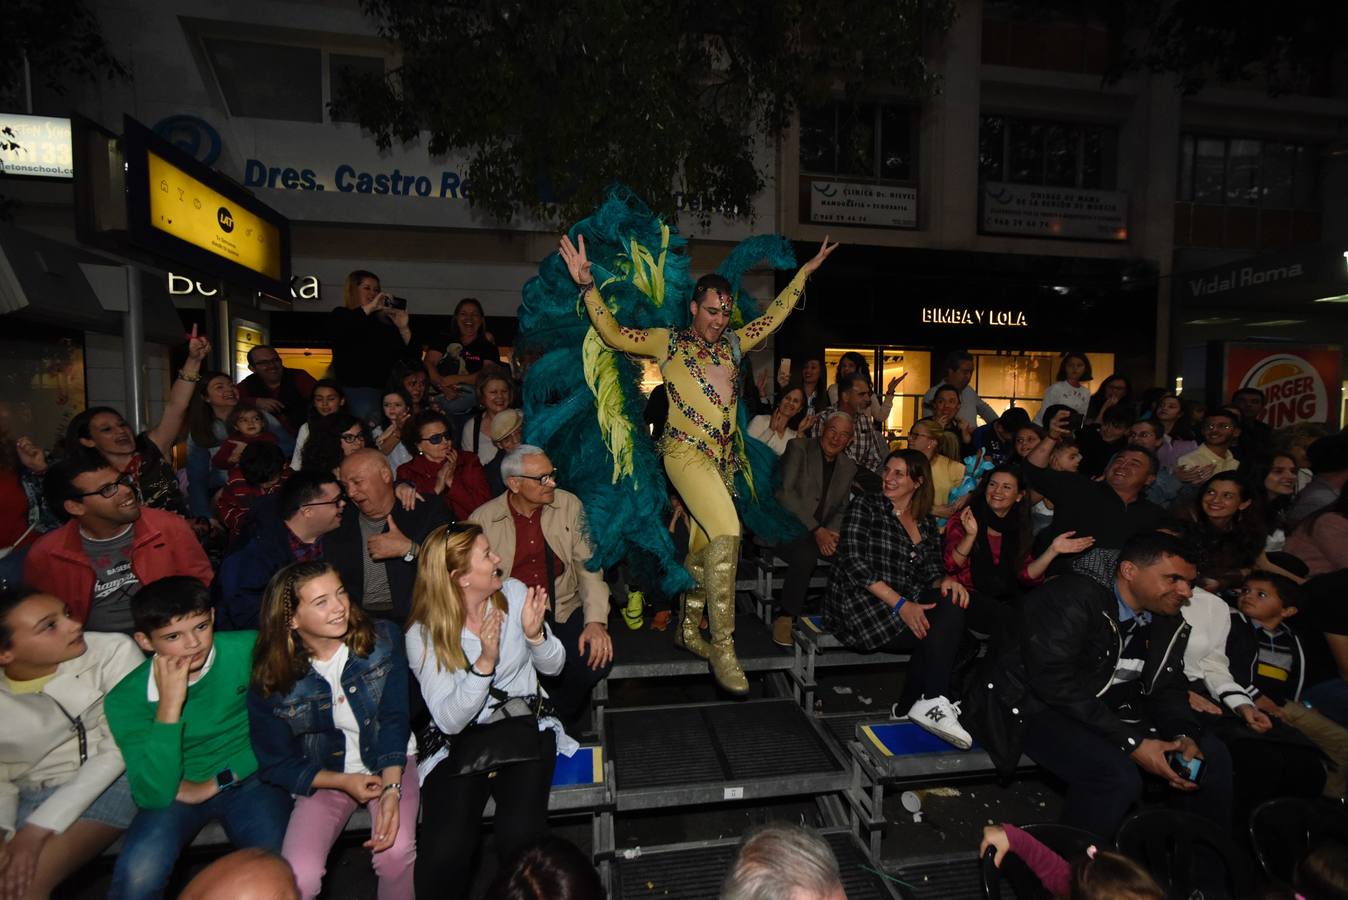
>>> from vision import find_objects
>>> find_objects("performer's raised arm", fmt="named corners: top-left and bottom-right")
top-left (560, 234), bottom-right (667, 358)
top-left (736, 237), bottom-right (839, 352)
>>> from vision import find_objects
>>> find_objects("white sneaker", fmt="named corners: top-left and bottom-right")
top-left (906, 695), bottom-right (973, 750)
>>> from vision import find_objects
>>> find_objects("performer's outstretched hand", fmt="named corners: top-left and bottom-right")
top-left (558, 234), bottom-right (593, 287)
top-left (801, 236), bottom-right (840, 277)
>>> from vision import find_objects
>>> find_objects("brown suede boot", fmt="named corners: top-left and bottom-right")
top-left (772, 615), bottom-right (794, 648)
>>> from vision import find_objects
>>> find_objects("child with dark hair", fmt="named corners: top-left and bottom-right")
top-left (1077, 404), bottom-right (1135, 479)
top-left (980, 824), bottom-right (1164, 899)
top-left (1294, 840), bottom-right (1348, 900)
top-left (210, 407), bottom-right (280, 471)
top-left (0, 586), bottom-right (144, 898)
top-left (214, 442), bottom-right (291, 545)
top-left (104, 576), bottom-right (291, 899)
top-left (1226, 571), bottom-right (1348, 800)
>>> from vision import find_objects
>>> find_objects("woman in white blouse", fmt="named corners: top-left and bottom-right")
top-left (405, 523), bottom-right (564, 898)
top-left (1034, 351), bottom-right (1093, 425)
top-left (747, 386), bottom-right (814, 455)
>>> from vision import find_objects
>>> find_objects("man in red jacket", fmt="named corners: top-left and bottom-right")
top-left (23, 454), bottom-right (211, 632)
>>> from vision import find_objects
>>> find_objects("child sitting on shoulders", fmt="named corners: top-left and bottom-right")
top-left (212, 407), bottom-right (278, 471)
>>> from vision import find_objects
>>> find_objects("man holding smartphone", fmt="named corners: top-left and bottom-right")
top-left (966, 532), bottom-right (1233, 840)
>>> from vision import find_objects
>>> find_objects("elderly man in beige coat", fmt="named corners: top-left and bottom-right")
top-left (469, 444), bottom-right (612, 720)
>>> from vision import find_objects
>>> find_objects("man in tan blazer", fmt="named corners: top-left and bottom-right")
top-left (771, 413), bottom-right (857, 645)
top-left (469, 444), bottom-right (611, 719)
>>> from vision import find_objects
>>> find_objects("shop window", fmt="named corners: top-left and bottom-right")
top-left (823, 347), bottom-right (931, 437)
top-left (276, 347), bottom-right (333, 382)
top-left (799, 102), bottom-right (917, 183)
top-left (978, 115), bottom-right (1117, 189)
top-left (202, 37), bottom-right (324, 122)
top-left (1175, 134), bottom-right (1321, 249)
top-left (964, 350), bottom-right (1115, 424)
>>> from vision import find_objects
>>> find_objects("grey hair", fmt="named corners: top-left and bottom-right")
top-left (822, 410), bottom-right (854, 430)
top-left (501, 444), bottom-right (546, 481)
top-left (719, 825), bottom-right (842, 900)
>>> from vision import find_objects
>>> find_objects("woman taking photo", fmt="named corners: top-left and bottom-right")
top-left (823, 450), bottom-right (972, 749)
top-left (943, 465), bottom-right (1094, 638)
top-left (249, 561), bottom-right (416, 900)
top-left (398, 410), bottom-right (491, 520)
top-left (328, 270), bottom-right (422, 423)
top-left (460, 368), bottom-right (516, 467)
top-left (425, 298), bottom-right (501, 416)
top-left (406, 524), bottom-right (563, 898)
top-left (907, 418), bottom-right (967, 521)
top-left (747, 386), bottom-right (812, 456)
top-left (1034, 352), bottom-right (1092, 425)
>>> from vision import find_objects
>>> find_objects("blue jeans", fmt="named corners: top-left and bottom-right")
top-left (108, 774), bottom-right (291, 900)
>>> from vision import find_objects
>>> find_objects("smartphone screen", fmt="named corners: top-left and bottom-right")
top-left (1166, 750), bottom-right (1204, 784)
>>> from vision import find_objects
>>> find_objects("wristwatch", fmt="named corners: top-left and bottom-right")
top-left (402, 541), bottom-right (418, 563)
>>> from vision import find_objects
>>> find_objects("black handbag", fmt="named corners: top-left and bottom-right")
top-left (417, 685), bottom-right (549, 777)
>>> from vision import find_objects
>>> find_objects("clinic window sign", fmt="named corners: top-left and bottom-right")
top-left (0, 114), bottom-right (74, 178)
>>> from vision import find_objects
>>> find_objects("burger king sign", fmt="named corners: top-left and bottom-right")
top-left (1225, 344), bottom-right (1342, 429)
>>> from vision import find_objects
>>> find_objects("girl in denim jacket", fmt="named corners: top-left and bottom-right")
top-left (247, 561), bottom-right (417, 899)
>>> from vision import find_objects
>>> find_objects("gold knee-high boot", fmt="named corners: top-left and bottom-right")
top-left (704, 534), bottom-right (749, 696)
top-left (673, 545), bottom-right (711, 659)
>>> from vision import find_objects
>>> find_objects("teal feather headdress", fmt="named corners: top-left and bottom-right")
top-left (516, 186), bottom-right (803, 597)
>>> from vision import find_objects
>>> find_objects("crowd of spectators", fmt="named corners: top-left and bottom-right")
top-left (0, 263), bottom-right (1345, 898)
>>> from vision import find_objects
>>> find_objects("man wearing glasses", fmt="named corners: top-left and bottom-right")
top-left (237, 344), bottom-right (317, 436)
top-left (470, 445), bottom-right (612, 722)
top-left (23, 455), bottom-right (211, 633)
top-left (215, 470), bottom-right (347, 629)
top-left (1177, 408), bottom-right (1243, 477)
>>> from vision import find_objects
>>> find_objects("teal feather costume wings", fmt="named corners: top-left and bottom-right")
top-left (516, 186), bottom-right (804, 598)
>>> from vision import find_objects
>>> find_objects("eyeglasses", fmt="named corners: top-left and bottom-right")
top-left (419, 432), bottom-right (449, 445)
top-left (340, 432), bottom-right (365, 444)
top-left (516, 471), bottom-right (558, 485)
top-left (78, 474), bottom-right (135, 499)
top-left (302, 495), bottom-right (347, 509)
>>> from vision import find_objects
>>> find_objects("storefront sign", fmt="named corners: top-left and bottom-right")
top-left (243, 158), bottom-right (471, 199)
top-left (1224, 344), bottom-right (1342, 428)
top-left (1179, 245), bottom-right (1348, 306)
top-left (807, 179), bottom-right (917, 229)
top-left (981, 182), bottom-right (1128, 242)
top-left (168, 272), bottom-right (320, 300)
top-left (0, 114), bottom-right (73, 178)
top-left (921, 307), bottom-right (1028, 327)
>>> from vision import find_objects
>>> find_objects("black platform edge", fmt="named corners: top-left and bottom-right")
top-left (884, 856), bottom-right (984, 900)
top-left (612, 829), bottom-right (900, 900)
top-left (605, 698), bottom-right (850, 810)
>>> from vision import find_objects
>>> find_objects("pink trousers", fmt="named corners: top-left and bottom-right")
top-left (281, 756), bottom-right (419, 900)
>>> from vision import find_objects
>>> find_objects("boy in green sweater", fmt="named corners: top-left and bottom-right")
top-left (104, 577), bottom-right (291, 900)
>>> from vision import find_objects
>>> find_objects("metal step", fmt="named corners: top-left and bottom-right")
top-left (612, 830), bottom-right (901, 900)
top-left (606, 698), bottom-right (849, 811)
top-left (604, 607), bottom-right (793, 680)
top-left (887, 856), bottom-right (984, 900)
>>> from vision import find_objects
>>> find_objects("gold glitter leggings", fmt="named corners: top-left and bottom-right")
top-left (663, 441), bottom-right (740, 555)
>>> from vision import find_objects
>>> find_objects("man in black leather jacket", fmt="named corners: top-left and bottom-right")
top-left (965, 531), bottom-right (1233, 838)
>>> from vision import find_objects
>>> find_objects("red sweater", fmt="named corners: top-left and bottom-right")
top-left (211, 430), bottom-right (279, 469)
top-left (941, 516), bottom-right (1041, 591)
top-left (0, 471), bottom-right (32, 550)
top-left (397, 451), bottom-right (491, 521)
top-left (22, 508), bottom-right (213, 623)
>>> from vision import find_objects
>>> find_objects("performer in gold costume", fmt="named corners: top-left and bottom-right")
top-left (559, 233), bottom-right (838, 693)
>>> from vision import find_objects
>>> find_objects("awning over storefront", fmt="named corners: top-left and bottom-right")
top-left (1176, 243), bottom-right (1348, 310)
top-left (0, 225), bottom-right (184, 343)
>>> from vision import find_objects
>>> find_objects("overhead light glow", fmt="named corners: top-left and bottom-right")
top-left (1314, 294), bottom-right (1348, 303)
